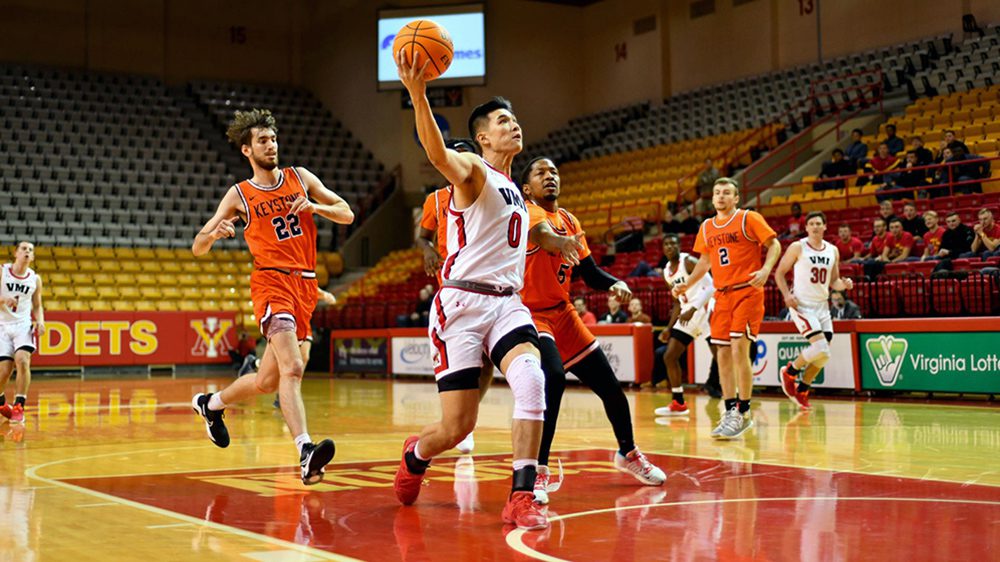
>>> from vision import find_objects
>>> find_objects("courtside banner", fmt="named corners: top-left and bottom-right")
top-left (33, 311), bottom-right (237, 367)
top-left (859, 332), bottom-right (1000, 393)
top-left (693, 332), bottom-right (856, 389)
top-left (390, 336), bottom-right (435, 376)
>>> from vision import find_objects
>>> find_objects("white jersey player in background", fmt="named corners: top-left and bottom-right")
top-left (654, 234), bottom-right (716, 417)
top-left (0, 241), bottom-right (46, 425)
top-left (393, 50), bottom-right (582, 531)
top-left (774, 211), bottom-right (853, 410)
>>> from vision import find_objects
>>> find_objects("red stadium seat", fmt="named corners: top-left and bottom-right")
top-left (960, 274), bottom-right (997, 315)
top-left (898, 278), bottom-right (931, 316)
top-left (909, 260), bottom-right (938, 277)
top-left (871, 281), bottom-right (900, 316)
top-left (852, 281), bottom-right (874, 317)
top-left (931, 278), bottom-right (962, 315)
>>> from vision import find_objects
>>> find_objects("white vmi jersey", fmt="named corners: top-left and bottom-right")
top-left (441, 157), bottom-right (530, 290)
top-left (665, 252), bottom-right (714, 309)
top-left (0, 264), bottom-right (38, 325)
top-left (792, 240), bottom-right (837, 304)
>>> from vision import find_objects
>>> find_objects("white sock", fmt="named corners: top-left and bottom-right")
top-left (672, 386), bottom-right (684, 393)
top-left (414, 440), bottom-right (429, 461)
top-left (294, 433), bottom-right (312, 455)
top-left (512, 458), bottom-right (538, 471)
top-left (207, 394), bottom-right (226, 411)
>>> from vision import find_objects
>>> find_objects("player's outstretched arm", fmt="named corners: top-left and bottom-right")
top-left (397, 50), bottom-right (481, 195)
top-left (32, 276), bottom-right (45, 336)
top-left (674, 253), bottom-right (711, 296)
top-left (293, 167), bottom-right (355, 224)
top-left (773, 242), bottom-right (800, 307)
top-left (193, 187), bottom-right (242, 256)
top-left (528, 223), bottom-right (584, 266)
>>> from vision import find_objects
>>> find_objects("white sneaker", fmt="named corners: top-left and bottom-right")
top-left (533, 465), bottom-right (551, 504)
top-left (455, 432), bottom-right (475, 454)
top-left (613, 448), bottom-right (666, 486)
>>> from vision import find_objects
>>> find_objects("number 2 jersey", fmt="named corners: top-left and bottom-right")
top-left (521, 203), bottom-right (591, 310)
top-left (792, 239), bottom-right (837, 304)
top-left (233, 167), bottom-right (317, 271)
top-left (693, 209), bottom-right (777, 291)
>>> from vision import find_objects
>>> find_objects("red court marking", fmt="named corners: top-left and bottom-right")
top-left (62, 449), bottom-right (1000, 561)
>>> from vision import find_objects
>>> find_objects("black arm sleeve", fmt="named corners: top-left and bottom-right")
top-left (577, 256), bottom-right (619, 291)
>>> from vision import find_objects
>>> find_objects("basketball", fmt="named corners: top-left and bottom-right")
top-left (392, 19), bottom-right (454, 81)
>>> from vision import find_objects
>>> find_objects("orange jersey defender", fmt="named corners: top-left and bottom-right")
top-left (521, 203), bottom-right (591, 310)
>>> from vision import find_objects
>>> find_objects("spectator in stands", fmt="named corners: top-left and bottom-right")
top-left (676, 206), bottom-right (700, 235)
top-left (930, 146), bottom-right (955, 197)
top-left (909, 136), bottom-right (933, 166)
top-left (780, 202), bottom-right (807, 240)
top-left (408, 286), bottom-right (433, 327)
top-left (627, 297), bottom-right (651, 324)
top-left (883, 152), bottom-right (927, 201)
top-left (230, 331), bottom-right (257, 369)
top-left (877, 200), bottom-right (897, 226)
top-left (935, 130), bottom-right (963, 163)
top-left (845, 128), bottom-right (868, 167)
top-left (599, 295), bottom-right (628, 324)
top-left (836, 223), bottom-right (865, 262)
top-left (661, 206), bottom-right (682, 235)
top-left (859, 217), bottom-right (888, 262)
top-left (934, 212), bottom-right (976, 271)
top-left (920, 210), bottom-right (946, 261)
top-left (573, 297), bottom-right (598, 326)
top-left (628, 235), bottom-right (672, 278)
top-left (950, 145), bottom-right (990, 195)
top-left (899, 201), bottom-right (928, 237)
top-left (830, 290), bottom-right (862, 319)
top-left (864, 143), bottom-right (899, 187)
top-left (864, 217), bottom-right (910, 278)
top-left (816, 148), bottom-right (854, 190)
top-left (696, 158), bottom-right (721, 202)
top-left (961, 208), bottom-right (1000, 259)
top-left (883, 124), bottom-right (905, 155)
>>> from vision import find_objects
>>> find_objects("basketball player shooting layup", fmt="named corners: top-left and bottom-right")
top-left (673, 178), bottom-right (780, 440)
top-left (190, 109), bottom-right (355, 485)
top-left (773, 211), bottom-right (853, 410)
top-left (394, 50), bottom-right (583, 530)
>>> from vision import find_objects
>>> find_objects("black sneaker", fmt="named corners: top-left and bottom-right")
top-left (300, 438), bottom-right (336, 485)
top-left (192, 393), bottom-right (230, 448)
top-left (238, 354), bottom-right (258, 377)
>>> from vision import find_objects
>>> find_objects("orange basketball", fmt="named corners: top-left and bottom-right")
top-left (392, 20), bottom-right (454, 81)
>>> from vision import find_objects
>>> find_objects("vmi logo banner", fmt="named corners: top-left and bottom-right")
top-left (860, 332), bottom-right (1000, 393)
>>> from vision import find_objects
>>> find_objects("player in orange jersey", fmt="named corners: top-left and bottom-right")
top-left (520, 157), bottom-right (666, 504)
top-left (190, 109), bottom-right (355, 485)
top-left (673, 177), bottom-right (780, 440)
top-left (415, 138), bottom-right (492, 454)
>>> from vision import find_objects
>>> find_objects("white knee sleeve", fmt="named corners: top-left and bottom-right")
top-left (506, 354), bottom-right (546, 421)
top-left (801, 339), bottom-right (831, 365)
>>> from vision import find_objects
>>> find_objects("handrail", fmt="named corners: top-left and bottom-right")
top-left (758, 154), bottom-right (998, 212)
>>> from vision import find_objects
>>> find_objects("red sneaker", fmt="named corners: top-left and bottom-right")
top-left (502, 491), bottom-right (548, 530)
top-left (0, 404), bottom-right (11, 420)
top-left (653, 400), bottom-right (690, 416)
top-left (796, 389), bottom-right (812, 410)
top-left (393, 435), bottom-right (425, 505)
top-left (780, 363), bottom-right (805, 408)
top-left (10, 404), bottom-right (23, 424)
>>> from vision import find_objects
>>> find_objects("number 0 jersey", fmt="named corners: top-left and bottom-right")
top-left (792, 239), bottom-right (837, 304)
top-left (521, 203), bottom-right (591, 310)
top-left (234, 167), bottom-right (317, 271)
top-left (441, 158), bottom-right (529, 290)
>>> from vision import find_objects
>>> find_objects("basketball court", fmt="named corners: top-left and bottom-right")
top-left (3, 375), bottom-right (997, 560)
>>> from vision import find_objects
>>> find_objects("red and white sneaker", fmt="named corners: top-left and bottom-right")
top-left (613, 448), bottom-right (666, 486)
top-left (0, 404), bottom-right (11, 420)
top-left (796, 390), bottom-right (812, 410)
top-left (533, 465), bottom-right (551, 504)
top-left (502, 491), bottom-right (549, 530)
top-left (393, 435), bottom-right (425, 505)
top-left (10, 404), bottom-right (24, 424)
top-left (780, 363), bottom-right (805, 409)
top-left (653, 400), bottom-right (690, 416)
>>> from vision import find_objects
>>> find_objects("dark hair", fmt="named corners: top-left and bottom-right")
top-left (226, 108), bottom-right (277, 147)
top-left (878, 142), bottom-right (889, 148)
top-left (791, 202), bottom-right (802, 211)
top-left (946, 211), bottom-right (960, 219)
top-left (519, 155), bottom-right (552, 187)
top-left (944, 129), bottom-right (956, 136)
top-left (662, 233), bottom-right (679, 243)
top-left (886, 124), bottom-right (896, 132)
top-left (874, 217), bottom-right (887, 226)
top-left (445, 138), bottom-right (479, 154)
top-left (805, 211), bottom-right (826, 224)
top-left (851, 128), bottom-right (863, 135)
top-left (832, 148), bottom-right (844, 157)
top-left (903, 200), bottom-right (916, 209)
top-left (888, 218), bottom-right (903, 226)
top-left (468, 96), bottom-right (513, 140)
top-left (838, 223), bottom-right (851, 230)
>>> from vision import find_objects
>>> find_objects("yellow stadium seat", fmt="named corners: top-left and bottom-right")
top-left (110, 300), bottom-right (132, 311)
top-left (177, 273), bottom-right (199, 286)
top-left (140, 261), bottom-right (160, 273)
top-left (161, 262), bottom-right (182, 274)
top-left (97, 260), bottom-right (119, 272)
top-left (155, 301), bottom-right (179, 312)
top-left (71, 273), bottom-right (94, 286)
top-left (78, 261), bottom-right (100, 273)
top-left (96, 287), bottom-right (118, 299)
top-left (94, 247), bottom-right (116, 259)
top-left (76, 286), bottom-right (98, 300)
top-left (140, 287), bottom-right (162, 299)
top-left (45, 300), bottom-right (64, 311)
top-left (118, 286), bottom-right (140, 300)
top-left (115, 248), bottom-right (137, 260)
top-left (52, 247), bottom-right (75, 258)
top-left (65, 300), bottom-right (88, 311)
top-left (90, 300), bottom-right (112, 311)
top-left (161, 287), bottom-right (182, 300)
top-left (49, 272), bottom-right (72, 285)
top-left (134, 301), bottom-right (157, 312)
top-left (178, 301), bottom-right (201, 312)
top-left (119, 261), bottom-right (141, 273)
top-left (52, 286), bottom-right (75, 299)
top-left (154, 248), bottom-right (174, 260)
top-left (181, 262), bottom-right (202, 274)
top-left (74, 247), bottom-right (96, 259)
top-left (135, 248), bottom-right (156, 260)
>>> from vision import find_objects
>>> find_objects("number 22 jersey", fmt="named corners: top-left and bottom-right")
top-left (234, 167), bottom-right (317, 271)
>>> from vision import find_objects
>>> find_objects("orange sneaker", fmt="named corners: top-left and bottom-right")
top-left (10, 404), bottom-right (23, 424)
top-left (501, 491), bottom-right (549, 530)
top-left (393, 435), bottom-right (425, 505)
top-left (0, 404), bottom-right (11, 420)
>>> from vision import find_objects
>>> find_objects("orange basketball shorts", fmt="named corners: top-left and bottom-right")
top-left (250, 269), bottom-right (318, 342)
top-left (530, 302), bottom-right (598, 369)
top-left (709, 286), bottom-right (765, 346)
